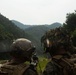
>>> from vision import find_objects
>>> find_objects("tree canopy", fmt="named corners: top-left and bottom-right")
top-left (63, 11), bottom-right (76, 46)
top-left (63, 11), bottom-right (76, 32)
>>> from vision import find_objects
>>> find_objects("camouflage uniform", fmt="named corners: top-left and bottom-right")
top-left (43, 55), bottom-right (76, 75)
top-left (0, 38), bottom-right (38, 75)
top-left (41, 27), bottom-right (76, 75)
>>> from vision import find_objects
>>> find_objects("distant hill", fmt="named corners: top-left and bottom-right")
top-left (11, 20), bottom-right (31, 29)
top-left (11, 20), bottom-right (62, 30)
top-left (46, 22), bottom-right (62, 29)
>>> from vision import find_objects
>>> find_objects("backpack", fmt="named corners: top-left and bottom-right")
top-left (0, 63), bottom-right (29, 75)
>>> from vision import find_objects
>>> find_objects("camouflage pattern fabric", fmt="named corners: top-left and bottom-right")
top-left (41, 27), bottom-right (76, 54)
top-left (43, 61), bottom-right (62, 75)
top-left (0, 62), bottom-right (38, 75)
top-left (41, 27), bottom-right (71, 47)
top-left (43, 55), bottom-right (76, 75)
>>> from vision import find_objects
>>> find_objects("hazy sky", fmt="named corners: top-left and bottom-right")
top-left (0, 0), bottom-right (76, 25)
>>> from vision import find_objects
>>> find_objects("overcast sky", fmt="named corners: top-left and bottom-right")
top-left (0, 0), bottom-right (76, 25)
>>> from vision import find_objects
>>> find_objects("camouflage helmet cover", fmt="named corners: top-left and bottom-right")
top-left (41, 27), bottom-right (73, 55)
top-left (10, 38), bottom-right (35, 58)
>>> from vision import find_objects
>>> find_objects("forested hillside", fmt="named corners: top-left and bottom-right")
top-left (0, 14), bottom-right (26, 52)
top-left (46, 22), bottom-right (62, 29)
top-left (11, 20), bottom-right (31, 29)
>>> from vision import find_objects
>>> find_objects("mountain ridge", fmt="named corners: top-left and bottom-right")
top-left (11, 20), bottom-right (31, 29)
top-left (11, 20), bottom-right (62, 30)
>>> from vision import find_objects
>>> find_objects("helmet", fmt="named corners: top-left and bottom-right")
top-left (41, 27), bottom-right (74, 55)
top-left (10, 38), bottom-right (35, 61)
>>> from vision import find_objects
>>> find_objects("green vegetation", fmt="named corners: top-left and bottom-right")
top-left (0, 14), bottom-right (27, 52)
top-left (63, 11), bottom-right (76, 32)
top-left (25, 56), bottom-right (49, 74)
top-left (0, 14), bottom-right (25, 39)
top-left (63, 11), bottom-right (76, 46)
top-left (37, 57), bottom-right (48, 72)
top-left (25, 57), bottom-right (49, 73)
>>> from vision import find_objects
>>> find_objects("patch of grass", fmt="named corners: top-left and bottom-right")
top-left (37, 57), bottom-right (48, 73)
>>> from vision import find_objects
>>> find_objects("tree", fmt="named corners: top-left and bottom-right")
top-left (72, 29), bottom-right (76, 45)
top-left (63, 11), bottom-right (76, 32)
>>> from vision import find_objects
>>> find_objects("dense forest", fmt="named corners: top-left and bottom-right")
top-left (63, 11), bottom-right (76, 46)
